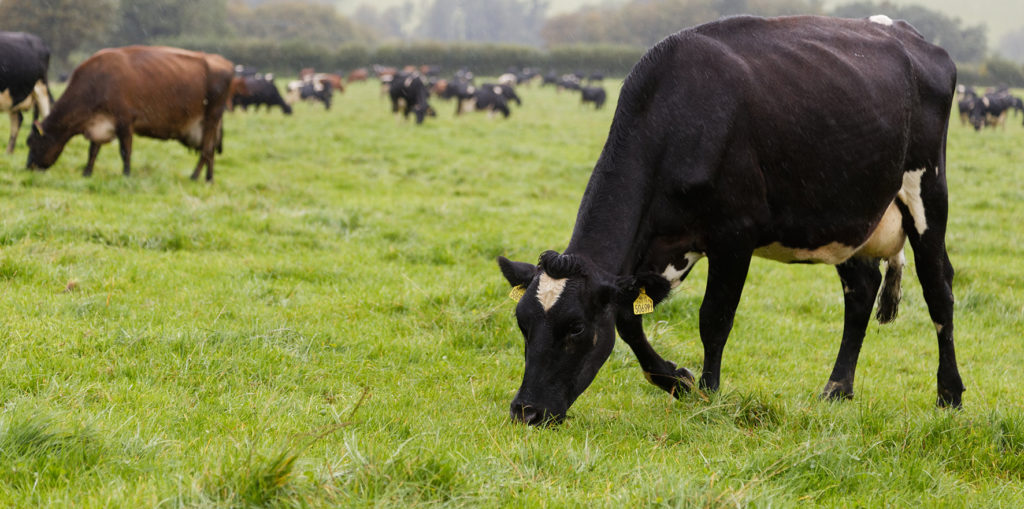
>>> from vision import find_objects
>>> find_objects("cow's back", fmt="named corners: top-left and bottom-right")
top-left (616, 15), bottom-right (954, 249)
top-left (0, 32), bottom-right (50, 105)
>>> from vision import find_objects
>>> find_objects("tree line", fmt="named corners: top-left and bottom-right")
top-left (1, 0), bottom-right (1022, 84)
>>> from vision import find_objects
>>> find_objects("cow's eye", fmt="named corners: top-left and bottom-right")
top-left (567, 323), bottom-right (586, 338)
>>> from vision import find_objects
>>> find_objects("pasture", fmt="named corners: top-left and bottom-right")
top-left (0, 79), bottom-right (1022, 507)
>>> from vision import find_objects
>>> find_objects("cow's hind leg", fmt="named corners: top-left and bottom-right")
top-left (6, 109), bottom-right (21, 152)
top-left (904, 165), bottom-right (965, 407)
top-left (116, 126), bottom-right (133, 176)
top-left (616, 310), bottom-right (694, 398)
top-left (822, 257), bottom-right (882, 400)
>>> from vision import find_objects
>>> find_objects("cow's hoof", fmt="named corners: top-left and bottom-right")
top-left (644, 364), bottom-right (695, 399)
top-left (820, 380), bottom-right (853, 401)
top-left (936, 388), bottom-right (963, 409)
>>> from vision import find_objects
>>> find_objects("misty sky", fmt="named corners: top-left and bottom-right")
top-left (338, 0), bottom-right (1023, 41)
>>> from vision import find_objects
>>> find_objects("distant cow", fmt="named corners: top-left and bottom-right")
top-left (286, 79), bottom-right (333, 110)
top-left (1, 31), bottom-right (52, 154)
top-left (969, 92), bottom-right (1018, 131)
top-left (389, 72), bottom-right (435, 124)
top-left (579, 86), bottom-right (607, 109)
top-left (482, 83), bottom-right (522, 107)
top-left (498, 15), bottom-right (964, 426)
top-left (459, 85), bottom-right (511, 118)
top-left (27, 46), bottom-right (237, 181)
top-left (234, 75), bottom-right (292, 115)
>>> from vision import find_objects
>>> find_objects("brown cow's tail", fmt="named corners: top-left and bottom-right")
top-left (875, 250), bottom-right (904, 324)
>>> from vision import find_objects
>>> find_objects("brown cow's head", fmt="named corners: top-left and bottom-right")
top-left (26, 121), bottom-right (64, 170)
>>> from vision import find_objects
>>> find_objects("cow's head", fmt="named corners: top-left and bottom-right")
top-left (25, 121), bottom-right (63, 170)
top-left (497, 251), bottom-right (670, 425)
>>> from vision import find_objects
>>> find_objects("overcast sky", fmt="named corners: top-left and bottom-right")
top-left (338, 0), bottom-right (1024, 41)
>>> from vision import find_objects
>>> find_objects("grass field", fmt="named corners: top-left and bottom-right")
top-left (1, 80), bottom-right (1022, 507)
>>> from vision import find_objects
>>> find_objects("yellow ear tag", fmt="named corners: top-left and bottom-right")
top-left (633, 287), bottom-right (654, 315)
top-left (509, 285), bottom-right (526, 302)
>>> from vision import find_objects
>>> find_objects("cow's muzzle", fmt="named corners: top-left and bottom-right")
top-left (510, 403), bottom-right (564, 426)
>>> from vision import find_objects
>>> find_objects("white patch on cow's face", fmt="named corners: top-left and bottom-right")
top-left (536, 272), bottom-right (568, 312)
top-left (897, 168), bottom-right (928, 235)
top-left (661, 252), bottom-right (703, 288)
top-left (84, 115), bottom-right (117, 143)
top-left (869, 14), bottom-right (893, 26)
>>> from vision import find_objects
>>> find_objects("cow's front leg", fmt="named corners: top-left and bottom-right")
top-left (83, 141), bottom-right (101, 177)
top-left (615, 310), bottom-right (694, 398)
top-left (822, 257), bottom-right (883, 400)
top-left (7, 112), bottom-right (22, 154)
top-left (698, 251), bottom-right (752, 392)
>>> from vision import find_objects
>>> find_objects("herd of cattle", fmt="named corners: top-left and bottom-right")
top-left (2, 30), bottom-right (608, 179)
top-left (957, 85), bottom-right (1024, 130)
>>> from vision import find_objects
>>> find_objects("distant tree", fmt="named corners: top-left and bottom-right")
top-left (228, 1), bottom-right (370, 45)
top-left (416, 0), bottom-right (549, 45)
top-left (830, 2), bottom-right (987, 62)
top-left (112, 0), bottom-right (229, 45)
top-left (0, 0), bottom-right (116, 67)
top-left (352, 5), bottom-right (406, 40)
top-left (998, 26), bottom-right (1024, 64)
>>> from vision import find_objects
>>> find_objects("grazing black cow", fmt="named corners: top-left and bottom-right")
top-left (1, 31), bottom-right (52, 154)
top-left (463, 85), bottom-right (511, 118)
top-left (579, 86), bottom-right (607, 109)
top-left (968, 92), bottom-right (1017, 131)
top-left (389, 72), bottom-right (435, 124)
top-left (956, 86), bottom-right (977, 126)
top-left (482, 83), bottom-right (522, 107)
top-left (497, 15), bottom-right (964, 426)
top-left (234, 75), bottom-right (292, 115)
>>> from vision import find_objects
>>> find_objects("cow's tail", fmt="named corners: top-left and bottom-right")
top-left (875, 250), bottom-right (904, 324)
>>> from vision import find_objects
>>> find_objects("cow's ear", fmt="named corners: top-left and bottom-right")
top-left (608, 273), bottom-right (672, 309)
top-left (497, 256), bottom-right (536, 288)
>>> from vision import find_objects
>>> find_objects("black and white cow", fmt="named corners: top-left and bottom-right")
top-left (481, 82), bottom-right (521, 107)
top-left (234, 75), bottom-right (292, 115)
top-left (579, 86), bottom-right (607, 109)
top-left (286, 78), bottom-right (332, 110)
top-left (462, 85), bottom-right (511, 118)
top-left (498, 15), bottom-right (964, 425)
top-left (389, 72), bottom-right (435, 124)
top-left (968, 91), bottom-right (1018, 131)
top-left (1, 31), bottom-right (52, 154)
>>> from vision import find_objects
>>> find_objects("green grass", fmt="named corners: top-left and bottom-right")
top-left (0, 81), bottom-right (1022, 507)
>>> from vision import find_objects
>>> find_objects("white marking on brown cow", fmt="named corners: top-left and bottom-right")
top-left (31, 80), bottom-right (50, 117)
top-left (869, 14), bottom-right (893, 26)
top-left (85, 115), bottom-right (117, 143)
top-left (897, 168), bottom-right (928, 235)
top-left (181, 116), bottom-right (205, 149)
top-left (536, 272), bottom-right (568, 312)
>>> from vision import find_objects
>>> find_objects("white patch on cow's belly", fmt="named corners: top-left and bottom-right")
top-left (536, 272), bottom-right (568, 312)
top-left (85, 115), bottom-right (117, 143)
top-left (661, 252), bottom-right (704, 288)
top-left (754, 241), bottom-right (858, 265)
top-left (869, 14), bottom-right (893, 26)
top-left (897, 168), bottom-right (928, 235)
top-left (181, 116), bottom-right (204, 148)
top-left (32, 80), bottom-right (50, 117)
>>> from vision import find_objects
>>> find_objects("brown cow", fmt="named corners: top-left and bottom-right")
top-left (26, 46), bottom-right (236, 181)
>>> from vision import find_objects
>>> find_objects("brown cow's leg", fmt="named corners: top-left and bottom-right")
top-left (117, 127), bottom-right (133, 176)
top-left (821, 257), bottom-right (883, 401)
top-left (616, 310), bottom-right (694, 397)
top-left (83, 142), bottom-right (101, 177)
top-left (7, 112), bottom-right (22, 154)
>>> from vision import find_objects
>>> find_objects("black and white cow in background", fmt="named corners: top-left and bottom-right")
top-left (498, 14), bottom-right (964, 425)
top-left (286, 78), bottom-right (332, 110)
top-left (481, 82), bottom-right (521, 107)
top-left (234, 74), bottom-right (292, 115)
top-left (1, 31), bottom-right (52, 154)
top-left (389, 72), bottom-right (435, 124)
top-left (968, 90), bottom-right (1020, 131)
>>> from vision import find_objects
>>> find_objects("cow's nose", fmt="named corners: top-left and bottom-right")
top-left (510, 403), bottom-right (544, 425)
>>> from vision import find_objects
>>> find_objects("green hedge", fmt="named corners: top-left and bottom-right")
top-left (152, 37), bottom-right (644, 76)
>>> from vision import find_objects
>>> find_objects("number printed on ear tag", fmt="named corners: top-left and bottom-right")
top-left (633, 287), bottom-right (654, 315)
top-left (509, 285), bottom-right (526, 302)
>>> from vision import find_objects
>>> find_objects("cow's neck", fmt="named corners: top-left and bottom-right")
top-left (564, 153), bottom-right (653, 276)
